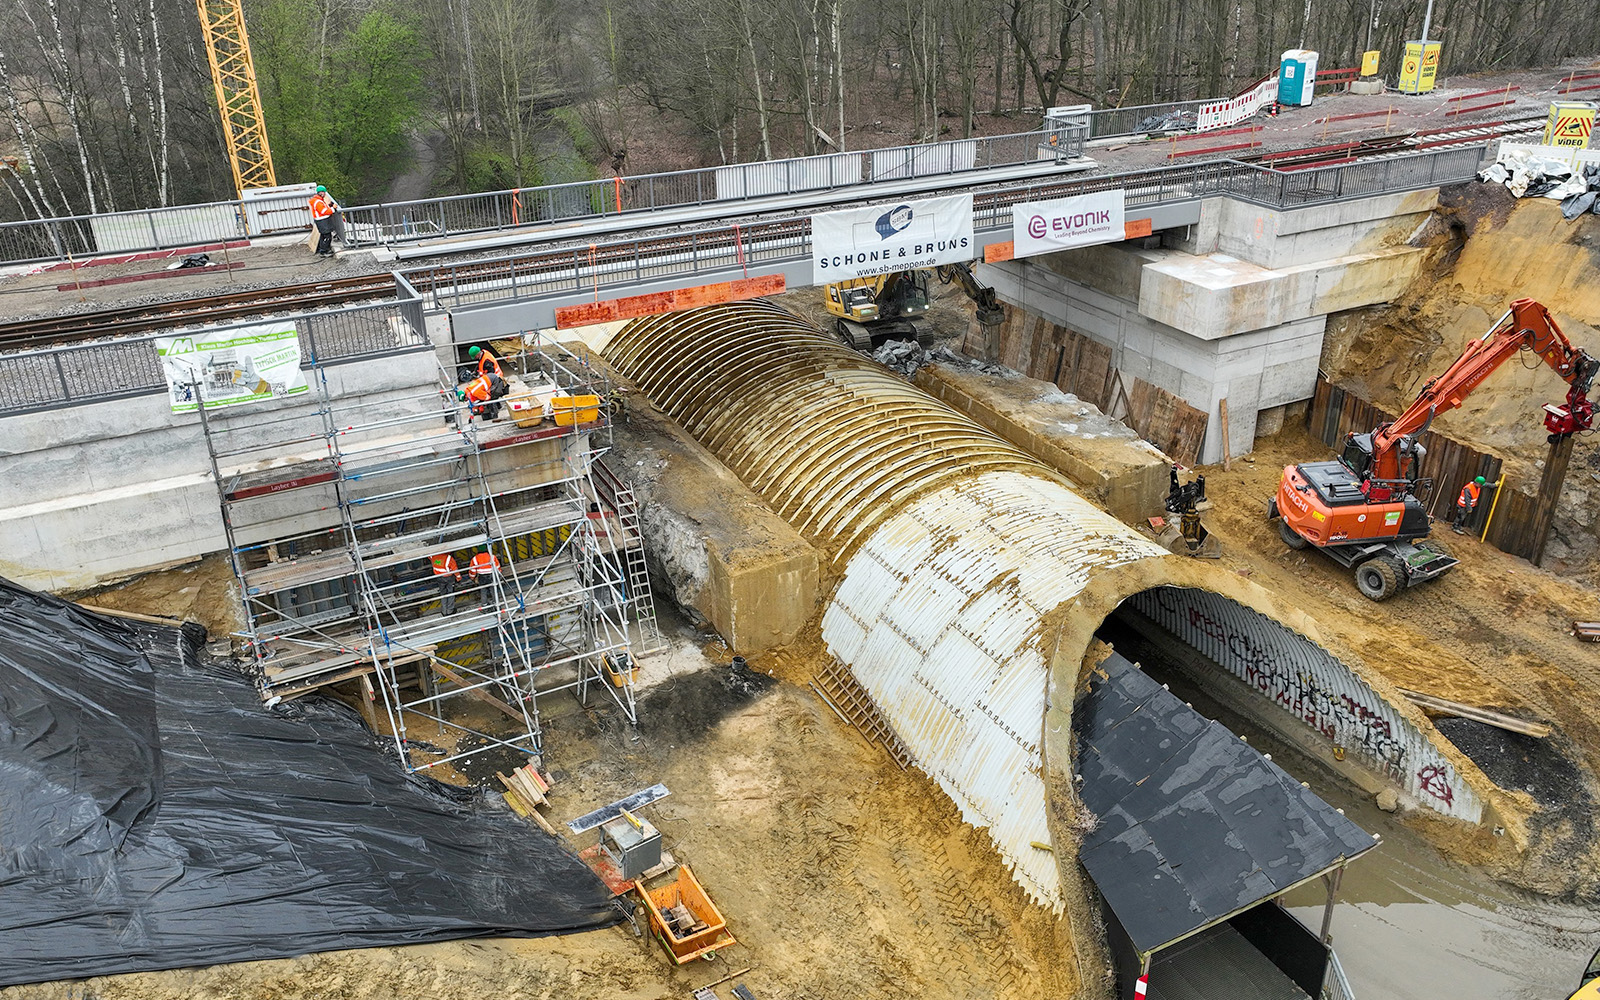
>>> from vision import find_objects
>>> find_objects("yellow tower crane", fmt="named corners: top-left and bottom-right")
top-left (194, 0), bottom-right (277, 196)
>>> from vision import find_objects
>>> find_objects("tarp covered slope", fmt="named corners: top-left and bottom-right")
top-left (1074, 651), bottom-right (1378, 957)
top-left (0, 581), bottom-right (616, 987)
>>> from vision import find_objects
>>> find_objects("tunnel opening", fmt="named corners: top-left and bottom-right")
top-left (1083, 585), bottom-right (1481, 825)
top-left (1072, 584), bottom-right (1496, 999)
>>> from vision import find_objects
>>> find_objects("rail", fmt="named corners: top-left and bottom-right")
top-left (1, 143), bottom-right (1488, 416)
top-left (0, 292), bottom-right (427, 415)
top-left (337, 127), bottom-right (1087, 250)
top-left (0, 128), bottom-right (1085, 268)
top-left (406, 144), bottom-right (1487, 314)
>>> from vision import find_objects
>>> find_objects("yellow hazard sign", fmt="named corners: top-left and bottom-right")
top-left (1545, 101), bottom-right (1597, 149)
top-left (1360, 50), bottom-right (1380, 77)
top-left (1398, 40), bottom-right (1442, 94)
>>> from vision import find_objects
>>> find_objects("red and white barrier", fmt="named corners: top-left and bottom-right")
top-left (1135, 973), bottom-right (1150, 999)
top-left (1196, 76), bottom-right (1280, 131)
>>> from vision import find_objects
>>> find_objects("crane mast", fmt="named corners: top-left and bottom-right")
top-left (195, 0), bottom-right (277, 197)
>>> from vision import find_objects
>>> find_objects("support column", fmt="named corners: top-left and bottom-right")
top-left (1319, 865), bottom-right (1345, 943)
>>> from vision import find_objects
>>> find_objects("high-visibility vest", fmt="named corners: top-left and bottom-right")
top-left (1458, 482), bottom-right (1482, 507)
top-left (431, 553), bottom-right (458, 575)
top-left (469, 552), bottom-right (500, 577)
top-left (309, 194), bottom-right (335, 220)
top-left (461, 374), bottom-right (493, 402)
top-left (476, 351), bottom-right (503, 378)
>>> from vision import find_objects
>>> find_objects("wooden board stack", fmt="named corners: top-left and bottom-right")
top-left (497, 763), bottom-right (559, 836)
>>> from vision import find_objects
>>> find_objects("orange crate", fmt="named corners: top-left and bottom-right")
top-left (636, 864), bottom-right (735, 964)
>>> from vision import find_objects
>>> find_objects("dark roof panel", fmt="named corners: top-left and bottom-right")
top-left (1075, 652), bottom-right (1379, 956)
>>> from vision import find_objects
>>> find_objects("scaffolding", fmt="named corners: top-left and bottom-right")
top-left (199, 336), bottom-right (663, 773)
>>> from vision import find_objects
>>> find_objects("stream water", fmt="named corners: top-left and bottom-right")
top-left (1139, 655), bottom-right (1600, 1000)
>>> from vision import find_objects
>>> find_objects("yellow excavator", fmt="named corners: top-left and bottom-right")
top-left (1569, 947), bottom-right (1600, 1000)
top-left (825, 262), bottom-right (1004, 351)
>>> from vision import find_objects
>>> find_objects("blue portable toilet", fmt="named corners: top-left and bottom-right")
top-left (1278, 49), bottom-right (1320, 106)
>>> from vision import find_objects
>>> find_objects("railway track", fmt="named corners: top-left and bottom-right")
top-left (4, 117), bottom-right (1539, 349)
top-left (1255, 115), bottom-right (1545, 170)
top-left (0, 274), bottom-right (399, 349)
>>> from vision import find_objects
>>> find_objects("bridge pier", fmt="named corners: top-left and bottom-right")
top-left (979, 188), bottom-right (1438, 463)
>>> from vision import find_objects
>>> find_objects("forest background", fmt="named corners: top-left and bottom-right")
top-left (1, 0), bottom-right (1595, 221)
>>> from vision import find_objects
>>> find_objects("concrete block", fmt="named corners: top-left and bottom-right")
top-left (914, 363), bottom-right (1169, 523)
top-left (606, 389), bottom-right (822, 653)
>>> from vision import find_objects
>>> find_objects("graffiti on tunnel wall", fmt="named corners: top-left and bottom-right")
top-left (1129, 586), bottom-right (1483, 823)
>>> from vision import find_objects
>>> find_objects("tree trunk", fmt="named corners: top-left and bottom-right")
top-left (738, 0), bottom-right (773, 159)
top-left (833, 0), bottom-right (846, 151)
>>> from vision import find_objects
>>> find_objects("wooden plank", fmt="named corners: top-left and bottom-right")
top-left (1078, 338), bottom-right (1113, 410)
top-left (1219, 398), bottom-right (1232, 471)
top-left (1399, 689), bottom-right (1553, 738)
top-left (75, 603), bottom-right (185, 626)
top-left (430, 660), bottom-right (526, 725)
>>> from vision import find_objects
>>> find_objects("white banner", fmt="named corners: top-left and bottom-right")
top-left (812, 194), bottom-right (974, 283)
top-left (1012, 191), bottom-right (1126, 258)
top-left (156, 321), bottom-right (308, 413)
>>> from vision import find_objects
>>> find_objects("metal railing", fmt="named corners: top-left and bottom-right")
top-left (0, 296), bottom-right (427, 415)
top-left (339, 127), bottom-right (1088, 250)
top-left (1322, 949), bottom-right (1357, 1000)
top-left (1087, 100), bottom-right (1209, 139)
top-left (407, 144), bottom-right (1487, 315)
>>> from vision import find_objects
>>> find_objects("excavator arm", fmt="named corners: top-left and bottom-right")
top-left (935, 262), bottom-right (1005, 330)
top-left (1368, 298), bottom-right (1598, 479)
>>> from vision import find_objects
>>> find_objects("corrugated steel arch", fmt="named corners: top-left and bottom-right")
top-left (608, 301), bottom-right (1516, 915)
top-left (608, 301), bottom-right (1048, 556)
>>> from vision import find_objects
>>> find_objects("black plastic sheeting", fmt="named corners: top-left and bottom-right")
top-left (0, 581), bottom-right (617, 987)
top-left (1074, 651), bottom-right (1378, 958)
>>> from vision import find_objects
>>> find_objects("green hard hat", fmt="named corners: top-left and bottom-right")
top-left (316, 185), bottom-right (327, 192)
top-left (455, 387), bottom-right (467, 400)
top-left (1474, 475), bottom-right (1486, 484)
top-left (468, 346), bottom-right (482, 358)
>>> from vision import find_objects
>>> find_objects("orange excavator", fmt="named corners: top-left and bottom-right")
top-left (1270, 298), bottom-right (1598, 600)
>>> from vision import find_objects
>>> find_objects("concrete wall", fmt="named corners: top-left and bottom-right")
top-left (0, 350), bottom-right (444, 593)
top-left (980, 190), bottom-right (1436, 463)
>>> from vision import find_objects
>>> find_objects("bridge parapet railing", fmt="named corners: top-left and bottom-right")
top-left (0, 297), bottom-right (426, 416)
top-left (339, 126), bottom-right (1088, 251)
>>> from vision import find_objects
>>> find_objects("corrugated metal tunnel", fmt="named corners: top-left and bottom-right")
top-left (607, 301), bottom-right (1510, 911)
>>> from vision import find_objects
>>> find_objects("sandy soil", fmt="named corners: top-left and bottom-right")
top-left (8, 621), bottom-right (1083, 1000)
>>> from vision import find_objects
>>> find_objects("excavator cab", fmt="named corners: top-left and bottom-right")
top-left (825, 271), bottom-right (932, 350)
top-left (1567, 945), bottom-right (1600, 1000)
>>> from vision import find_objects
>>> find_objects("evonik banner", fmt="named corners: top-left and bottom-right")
top-left (811, 194), bottom-right (974, 283)
top-left (1012, 191), bottom-right (1126, 258)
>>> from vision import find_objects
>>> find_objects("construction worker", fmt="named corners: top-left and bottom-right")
top-left (457, 370), bottom-right (509, 420)
top-left (430, 551), bottom-right (462, 616)
top-left (467, 345), bottom-right (503, 379)
top-left (1453, 475), bottom-right (1487, 533)
top-left (309, 185), bottom-right (338, 258)
top-left (469, 550), bottom-right (501, 605)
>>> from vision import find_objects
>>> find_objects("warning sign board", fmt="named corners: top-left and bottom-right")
top-left (1544, 100), bottom-right (1597, 149)
top-left (1398, 40), bottom-right (1441, 94)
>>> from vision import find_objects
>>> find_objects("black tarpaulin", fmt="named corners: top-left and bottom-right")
top-left (1074, 651), bottom-right (1377, 958)
top-left (0, 580), bottom-right (617, 987)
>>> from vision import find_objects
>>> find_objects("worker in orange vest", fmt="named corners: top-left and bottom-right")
top-left (457, 370), bottom-right (509, 420)
top-left (308, 185), bottom-right (338, 258)
top-left (430, 551), bottom-right (462, 616)
top-left (469, 550), bottom-right (501, 606)
top-left (1452, 475), bottom-right (1486, 533)
top-left (467, 345), bottom-right (503, 379)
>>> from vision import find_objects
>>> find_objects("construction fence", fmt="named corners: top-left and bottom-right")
top-left (1306, 376), bottom-right (1549, 562)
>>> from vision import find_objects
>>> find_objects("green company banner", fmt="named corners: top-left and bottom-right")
top-left (155, 322), bottom-right (309, 412)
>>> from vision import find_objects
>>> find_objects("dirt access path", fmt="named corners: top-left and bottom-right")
top-left (1197, 426), bottom-right (1600, 898)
